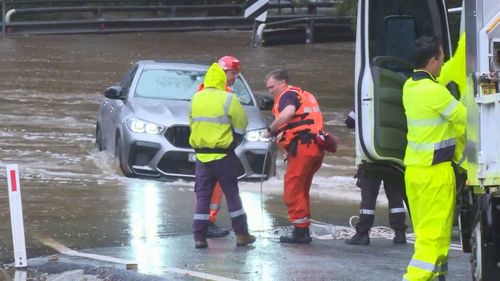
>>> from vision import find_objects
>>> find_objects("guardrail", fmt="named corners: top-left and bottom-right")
top-left (253, 16), bottom-right (353, 47)
top-left (0, 0), bottom-right (343, 36)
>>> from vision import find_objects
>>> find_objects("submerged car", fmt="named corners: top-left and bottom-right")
top-left (96, 60), bottom-right (276, 180)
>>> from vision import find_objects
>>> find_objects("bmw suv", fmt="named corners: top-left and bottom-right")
top-left (96, 60), bottom-right (276, 180)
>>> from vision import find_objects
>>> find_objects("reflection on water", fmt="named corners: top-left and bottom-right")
top-left (240, 192), bottom-right (274, 233)
top-left (128, 181), bottom-right (162, 274)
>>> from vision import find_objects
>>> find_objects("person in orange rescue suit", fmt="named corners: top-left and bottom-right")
top-left (196, 55), bottom-right (242, 238)
top-left (344, 108), bottom-right (408, 245)
top-left (401, 37), bottom-right (466, 281)
top-left (263, 69), bottom-right (324, 244)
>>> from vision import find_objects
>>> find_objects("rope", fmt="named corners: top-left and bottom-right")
top-left (259, 149), bottom-right (269, 233)
top-left (310, 216), bottom-right (416, 241)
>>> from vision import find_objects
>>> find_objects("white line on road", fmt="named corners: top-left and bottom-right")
top-left (40, 237), bottom-right (240, 280)
top-left (40, 237), bottom-right (138, 269)
top-left (164, 267), bottom-right (239, 281)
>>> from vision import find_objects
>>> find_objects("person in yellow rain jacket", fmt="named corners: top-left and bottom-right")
top-left (189, 63), bottom-right (255, 249)
top-left (196, 56), bottom-right (243, 238)
top-left (402, 36), bottom-right (466, 281)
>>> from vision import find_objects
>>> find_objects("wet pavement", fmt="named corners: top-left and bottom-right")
top-left (0, 31), bottom-right (472, 280)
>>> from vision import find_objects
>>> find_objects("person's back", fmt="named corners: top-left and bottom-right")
top-left (189, 63), bottom-right (254, 249)
top-left (193, 56), bottom-right (245, 239)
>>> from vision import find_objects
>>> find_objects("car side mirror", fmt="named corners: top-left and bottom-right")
top-left (104, 86), bottom-right (124, 100)
top-left (255, 94), bottom-right (274, 110)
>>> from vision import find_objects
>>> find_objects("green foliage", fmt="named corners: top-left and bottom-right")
top-left (335, 0), bottom-right (357, 31)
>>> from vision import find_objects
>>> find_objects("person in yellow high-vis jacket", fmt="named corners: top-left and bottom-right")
top-left (189, 63), bottom-right (255, 249)
top-left (402, 37), bottom-right (466, 281)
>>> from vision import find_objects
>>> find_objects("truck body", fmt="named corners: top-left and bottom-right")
top-left (355, 0), bottom-right (500, 280)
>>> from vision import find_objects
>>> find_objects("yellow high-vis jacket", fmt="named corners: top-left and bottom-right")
top-left (438, 32), bottom-right (467, 165)
top-left (403, 70), bottom-right (466, 167)
top-left (189, 63), bottom-right (248, 163)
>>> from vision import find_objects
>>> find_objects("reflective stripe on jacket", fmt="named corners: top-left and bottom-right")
top-left (272, 86), bottom-right (324, 150)
top-left (402, 70), bottom-right (466, 166)
top-left (197, 83), bottom-right (232, 92)
top-left (189, 63), bottom-right (248, 163)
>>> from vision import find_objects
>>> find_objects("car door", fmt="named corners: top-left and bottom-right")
top-left (354, 0), bottom-right (452, 168)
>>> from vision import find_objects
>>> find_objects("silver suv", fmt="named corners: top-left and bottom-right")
top-left (96, 60), bottom-right (276, 180)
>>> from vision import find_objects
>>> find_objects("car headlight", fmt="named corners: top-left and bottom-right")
top-left (127, 118), bottom-right (165, 135)
top-left (245, 129), bottom-right (270, 142)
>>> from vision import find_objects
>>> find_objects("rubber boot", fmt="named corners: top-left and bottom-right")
top-left (207, 223), bottom-right (230, 238)
top-left (236, 234), bottom-right (256, 246)
top-left (393, 230), bottom-right (407, 244)
top-left (279, 227), bottom-right (312, 244)
top-left (195, 240), bottom-right (208, 249)
top-left (345, 232), bottom-right (370, 245)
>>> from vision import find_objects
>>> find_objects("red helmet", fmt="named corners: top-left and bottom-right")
top-left (218, 56), bottom-right (241, 71)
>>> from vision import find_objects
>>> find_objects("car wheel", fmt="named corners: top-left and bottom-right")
top-left (471, 220), bottom-right (483, 281)
top-left (115, 135), bottom-right (134, 178)
top-left (95, 124), bottom-right (103, 151)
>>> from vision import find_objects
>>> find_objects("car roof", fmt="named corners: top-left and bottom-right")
top-left (135, 60), bottom-right (210, 71)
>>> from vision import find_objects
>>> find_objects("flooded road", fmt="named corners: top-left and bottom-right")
top-left (0, 31), bottom-right (360, 264)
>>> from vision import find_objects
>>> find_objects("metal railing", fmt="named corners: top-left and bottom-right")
top-left (253, 15), bottom-right (353, 47)
top-left (0, 0), bottom-right (342, 35)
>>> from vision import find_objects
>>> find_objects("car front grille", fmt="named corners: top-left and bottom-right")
top-left (157, 151), bottom-right (196, 176)
top-left (165, 125), bottom-right (191, 148)
top-left (245, 151), bottom-right (272, 175)
top-left (157, 151), bottom-right (246, 178)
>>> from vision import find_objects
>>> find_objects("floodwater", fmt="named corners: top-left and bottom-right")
top-left (0, 31), bottom-right (364, 264)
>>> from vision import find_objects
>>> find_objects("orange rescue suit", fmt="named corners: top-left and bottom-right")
top-left (272, 85), bottom-right (324, 228)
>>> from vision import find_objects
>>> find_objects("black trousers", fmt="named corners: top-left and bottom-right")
top-left (355, 175), bottom-right (407, 234)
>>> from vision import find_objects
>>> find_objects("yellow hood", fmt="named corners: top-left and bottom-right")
top-left (203, 63), bottom-right (227, 90)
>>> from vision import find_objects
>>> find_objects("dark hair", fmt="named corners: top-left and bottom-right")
top-left (265, 69), bottom-right (289, 84)
top-left (413, 36), bottom-right (442, 68)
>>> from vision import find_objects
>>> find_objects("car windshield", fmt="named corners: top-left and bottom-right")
top-left (134, 69), bottom-right (253, 105)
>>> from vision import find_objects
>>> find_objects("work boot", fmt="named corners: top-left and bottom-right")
top-left (236, 234), bottom-right (256, 246)
top-left (195, 240), bottom-right (208, 249)
top-left (279, 227), bottom-right (312, 244)
top-left (393, 230), bottom-right (407, 244)
top-left (207, 223), bottom-right (230, 238)
top-left (345, 232), bottom-right (370, 245)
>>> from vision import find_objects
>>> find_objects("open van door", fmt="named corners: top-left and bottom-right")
top-left (354, 0), bottom-right (452, 174)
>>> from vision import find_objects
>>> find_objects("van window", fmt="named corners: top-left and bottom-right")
top-left (366, 0), bottom-right (450, 160)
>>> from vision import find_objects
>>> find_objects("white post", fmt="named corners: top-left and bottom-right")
top-left (14, 270), bottom-right (27, 281)
top-left (6, 164), bottom-right (27, 268)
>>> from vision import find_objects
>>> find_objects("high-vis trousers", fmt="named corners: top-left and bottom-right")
top-left (193, 152), bottom-right (249, 241)
top-left (403, 162), bottom-right (455, 281)
top-left (284, 144), bottom-right (323, 228)
top-left (356, 176), bottom-right (407, 234)
top-left (209, 183), bottom-right (223, 223)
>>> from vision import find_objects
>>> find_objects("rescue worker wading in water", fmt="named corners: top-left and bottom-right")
top-left (196, 55), bottom-right (242, 238)
top-left (263, 69), bottom-right (324, 244)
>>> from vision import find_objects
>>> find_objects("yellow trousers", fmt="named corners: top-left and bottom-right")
top-left (403, 162), bottom-right (455, 281)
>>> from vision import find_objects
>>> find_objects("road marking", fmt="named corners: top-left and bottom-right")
top-left (41, 237), bottom-right (239, 280)
top-left (39, 237), bottom-right (138, 270)
top-left (164, 267), bottom-right (239, 281)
